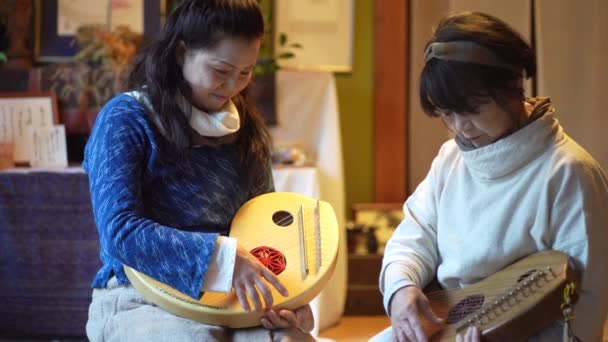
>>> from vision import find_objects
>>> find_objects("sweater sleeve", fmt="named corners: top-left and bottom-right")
top-left (84, 100), bottom-right (218, 300)
top-left (379, 145), bottom-right (446, 315)
top-left (547, 155), bottom-right (608, 342)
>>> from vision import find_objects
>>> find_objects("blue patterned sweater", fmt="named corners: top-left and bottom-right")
top-left (84, 94), bottom-right (273, 299)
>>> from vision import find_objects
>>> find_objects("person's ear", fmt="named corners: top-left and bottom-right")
top-left (176, 40), bottom-right (186, 66)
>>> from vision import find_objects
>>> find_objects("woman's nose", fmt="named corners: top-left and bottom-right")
top-left (222, 77), bottom-right (237, 92)
top-left (451, 114), bottom-right (473, 132)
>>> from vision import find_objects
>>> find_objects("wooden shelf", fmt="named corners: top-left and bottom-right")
top-left (345, 253), bottom-right (385, 315)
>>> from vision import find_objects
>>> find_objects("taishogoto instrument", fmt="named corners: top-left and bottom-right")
top-left (124, 191), bottom-right (340, 328)
top-left (422, 250), bottom-right (578, 341)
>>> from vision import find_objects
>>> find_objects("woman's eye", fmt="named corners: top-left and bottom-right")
top-left (214, 69), bottom-right (229, 75)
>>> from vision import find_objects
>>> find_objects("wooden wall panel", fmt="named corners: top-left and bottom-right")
top-left (373, 0), bottom-right (408, 202)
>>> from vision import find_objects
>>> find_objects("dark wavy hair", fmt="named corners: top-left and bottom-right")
top-left (128, 0), bottom-right (271, 188)
top-left (420, 12), bottom-right (536, 117)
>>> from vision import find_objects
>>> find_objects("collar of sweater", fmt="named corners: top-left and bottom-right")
top-left (459, 100), bottom-right (563, 180)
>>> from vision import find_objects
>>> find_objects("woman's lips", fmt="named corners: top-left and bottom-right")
top-left (213, 94), bottom-right (228, 102)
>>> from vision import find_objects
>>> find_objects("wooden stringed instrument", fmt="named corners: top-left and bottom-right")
top-left (124, 192), bottom-right (340, 328)
top-left (420, 250), bottom-right (577, 341)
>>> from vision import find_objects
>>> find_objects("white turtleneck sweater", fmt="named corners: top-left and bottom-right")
top-left (380, 108), bottom-right (608, 341)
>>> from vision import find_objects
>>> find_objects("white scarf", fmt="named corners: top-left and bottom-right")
top-left (124, 90), bottom-right (240, 137)
top-left (178, 95), bottom-right (240, 137)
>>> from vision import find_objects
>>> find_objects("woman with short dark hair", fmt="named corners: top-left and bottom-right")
top-left (373, 11), bottom-right (608, 342)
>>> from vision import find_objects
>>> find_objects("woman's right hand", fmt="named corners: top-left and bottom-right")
top-left (390, 286), bottom-right (444, 342)
top-left (232, 244), bottom-right (289, 312)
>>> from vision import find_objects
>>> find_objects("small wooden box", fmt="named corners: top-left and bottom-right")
top-left (344, 253), bottom-right (386, 315)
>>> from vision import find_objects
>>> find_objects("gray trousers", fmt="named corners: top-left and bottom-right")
top-left (368, 321), bottom-right (565, 342)
top-left (86, 277), bottom-right (315, 342)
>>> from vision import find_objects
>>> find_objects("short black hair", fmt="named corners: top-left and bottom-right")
top-left (419, 12), bottom-right (536, 117)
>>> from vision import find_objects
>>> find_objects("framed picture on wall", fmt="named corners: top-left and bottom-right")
top-left (34, 0), bottom-right (164, 62)
top-left (274, 0), bottom-right (354, 72)
top-left (0, 92), bottom-right (63, 166)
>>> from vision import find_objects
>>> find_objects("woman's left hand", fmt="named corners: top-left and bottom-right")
top-left (456, 326), bottom-right (481, 342)
top-left (260, 304), bottom-right (314, 333)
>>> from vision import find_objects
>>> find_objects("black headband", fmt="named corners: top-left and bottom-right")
top-left (424, 41), bottom-right (522, 73)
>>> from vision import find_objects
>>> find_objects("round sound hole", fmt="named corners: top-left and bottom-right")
top-left (446, 294), bottom-right (485, 324)
top-left (272, 211), bottom-right (294, 227)
top-left (250, 246), bottom-right (287, 275)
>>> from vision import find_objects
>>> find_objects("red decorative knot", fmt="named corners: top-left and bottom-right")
top-left (250, 246), bottom-right (287, 275)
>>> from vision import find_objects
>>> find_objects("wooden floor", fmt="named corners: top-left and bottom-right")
top-left (318, 315), bottom-right (390, 342)
top-left (317, 316), bottom-right (608, 342)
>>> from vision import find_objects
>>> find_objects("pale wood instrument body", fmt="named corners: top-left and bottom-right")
top-left (124, 192), bottom-right (340, 328)
top-left (422, 250), bottom-right (575, 341)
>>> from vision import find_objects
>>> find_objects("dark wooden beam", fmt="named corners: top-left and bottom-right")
top-left (373, 0), bottom-right (408, 202)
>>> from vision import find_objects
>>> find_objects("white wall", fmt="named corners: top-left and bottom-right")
top-left (536, 0), bottom-right (608, 172)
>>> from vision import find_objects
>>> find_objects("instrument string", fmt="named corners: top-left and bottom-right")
top-left (425, 287), bottom-right (509, 306)
top-left (299, 204), bottom-right (309, 277)
top-left (314, 200), bottom-right (322, 272)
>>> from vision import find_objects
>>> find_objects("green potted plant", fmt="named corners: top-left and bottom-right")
top-left (30, 24), bottom-right (143, 161)
top-left (248, 0), bottom-right (301, 125)
top-left (255, 0), bottom-right (302, 76)
top-left (0, 16), bottom-right (8, 65)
